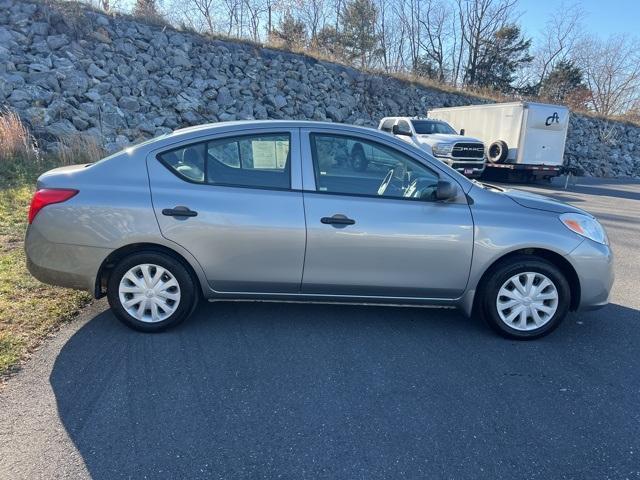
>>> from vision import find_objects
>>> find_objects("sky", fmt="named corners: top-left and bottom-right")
top-left (519, 0), bottom-right (639, 39)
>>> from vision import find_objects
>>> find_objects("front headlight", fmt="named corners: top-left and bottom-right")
top-left (432, 143), bottom-right (454, 156)
top-left (560, 213), bottom-right (608, 245)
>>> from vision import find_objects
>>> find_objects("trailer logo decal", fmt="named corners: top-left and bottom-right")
top-left (545, 112), bottom-right (560, 126)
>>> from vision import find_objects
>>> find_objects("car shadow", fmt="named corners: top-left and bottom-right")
top-left (50, 301), bottom-right (640, 479)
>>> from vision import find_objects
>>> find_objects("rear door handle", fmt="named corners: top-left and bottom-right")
top-left (321, 214), bottom-right (355, 226)
top-left (162, 206), bottom-right (198, 217)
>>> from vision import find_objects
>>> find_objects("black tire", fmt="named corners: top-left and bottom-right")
top-left (487, 140), bottom-right (509, 163)
top-left (351, 147), bottom-right (368, 172)
top-left (107, 251), bottom-right (198, 332)
top-left (478, 255), bottom-right (570, 340)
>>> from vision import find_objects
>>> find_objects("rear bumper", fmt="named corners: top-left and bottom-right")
top-left (567, 239), bottom-right (614, 310)
top-left (25, 225), bottom-right (112, 293)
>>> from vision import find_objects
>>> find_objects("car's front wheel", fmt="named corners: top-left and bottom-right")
top-left (479, 256), bottom-right (571, 339)
top-left (107, 252), bottom-right (198, 332)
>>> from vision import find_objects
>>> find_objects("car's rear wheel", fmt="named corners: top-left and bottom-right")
top-left (479, 256), bottom-right (570, 339)
top-left (107, 252), bottom-right (198, 332)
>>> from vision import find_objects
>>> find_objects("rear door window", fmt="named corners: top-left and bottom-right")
top-left (158, 133), bottom-right (291, 189)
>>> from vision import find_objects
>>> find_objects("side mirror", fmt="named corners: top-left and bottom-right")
top-left (459, 128), bottom-right (465, 135)
top-left (436, 180), bottom-right (458, 201)
top-left (392, 124), bottom-right (413, 137)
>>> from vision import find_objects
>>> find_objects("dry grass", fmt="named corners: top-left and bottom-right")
top-left (0, 112), bottom-right (95, 381)
top-left (0, 109), bottom-right (105, 187)
top-left (0, 108), bottom-right (42, 184)
top-left (57, 133), bottom-right (106, 166)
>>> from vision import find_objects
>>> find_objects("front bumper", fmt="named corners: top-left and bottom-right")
top-left (567, 239), bottom-right (614, 310)
top-left (434, 156), bottom-right (486, 177)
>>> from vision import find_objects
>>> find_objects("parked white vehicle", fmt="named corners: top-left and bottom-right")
top-left (378, 117), bottom-right (486, 178)
top-left (428, 102), bottom-right (570, 182)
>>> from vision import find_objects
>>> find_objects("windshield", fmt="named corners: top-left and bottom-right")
top-left (411, 120), bottom-right (457, 135)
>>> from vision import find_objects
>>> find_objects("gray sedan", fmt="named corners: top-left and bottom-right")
top-left (25, 121), bottom-right (613, 339)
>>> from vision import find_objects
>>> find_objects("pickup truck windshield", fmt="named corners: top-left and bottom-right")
top-left (411, 120), bottom-right (457, 135)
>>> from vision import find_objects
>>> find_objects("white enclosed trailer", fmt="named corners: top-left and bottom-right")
top-left (427, 102), bottom-right (570, 181)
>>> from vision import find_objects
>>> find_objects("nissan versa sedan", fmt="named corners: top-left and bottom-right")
top-left (25, 121), bottom-right (613, 339)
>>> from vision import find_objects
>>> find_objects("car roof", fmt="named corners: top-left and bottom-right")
top-left (380, 117), bottom-right (444, 122)
top-left (172, 120), bottom-right (379, 137)
top-left (132, 120), bottom-right (391, 153)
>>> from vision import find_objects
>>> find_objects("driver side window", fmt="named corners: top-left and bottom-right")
top-left (309, 133), bottom-right (440, 200)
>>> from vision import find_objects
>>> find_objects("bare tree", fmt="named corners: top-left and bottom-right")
top-left (221, 0), bottom-right (240, 35)
top-left (530, 1), bottom-right (584, 89)
top-left (298, 0), bottom-right (329, 39)
top-left (576, 35), bottom-right (640, 115)
top-left (244, 0), bottom-right (268, 40)
top-left (192, 0), bottom-right (218, 33)
top-left (417, 0), bottom-right (452, 81)
top-left (455, 0), bottom-right (517, 86)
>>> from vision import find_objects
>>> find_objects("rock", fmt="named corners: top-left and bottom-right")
top-left (28, 63), bottom-right (49, 72)
top-left (300, 103), bottom-right (315, 118)
top-left (325, 106), bottom-right (343, 122)
top-left (87, 63), bottom-right (109, 79)
top-left (8, 88), bottom-right (30, 103)
top-left (118, 96), bottom-right (140, 111)
top-left (30, 22), bottom-right (49, 36)
top-left (72, 116), bottom-right (89, 130)
top-left (84, 90), bottom-right (102, 102)
top-left (47, 119), bottom-right (77, 138)
top-left (216, 87), bottom-right (234, 107)
top-left (60, 71), bottom-right (89, 95)
top-left (0, 27), bottom-right (13, 44)
top-left (46, 34), bottom-right (68, 50)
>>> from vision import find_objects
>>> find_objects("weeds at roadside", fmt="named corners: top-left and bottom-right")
top-left (0, 110), bottom-right (98, 381)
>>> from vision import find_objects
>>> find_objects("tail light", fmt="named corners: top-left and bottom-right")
top-left (28, 189), bottom-right (79, 224)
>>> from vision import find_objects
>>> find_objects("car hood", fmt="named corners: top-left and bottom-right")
top-left (415, 134), bottom-right (483, 145)
top-left (502, 187), bottom-right (590, 215)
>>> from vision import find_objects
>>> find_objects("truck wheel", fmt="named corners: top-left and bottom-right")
top-left (487, 140), bottom-right (508, 163)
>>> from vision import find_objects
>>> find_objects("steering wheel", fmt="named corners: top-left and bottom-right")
top-left (377, 169), bottom-right (395, 196)
top-left (378, 165), bottom-right (410, 196)
top-left (404, 178), bottom-right (439, 200)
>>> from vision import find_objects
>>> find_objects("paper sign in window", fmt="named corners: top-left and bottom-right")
top-left (251, 140), bottom-right (289, 169)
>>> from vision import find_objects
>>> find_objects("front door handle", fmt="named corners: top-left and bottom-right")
top-left (162, 206), bottom-right (198, 217)
top-left (321, 214), bottom-right (355, 226)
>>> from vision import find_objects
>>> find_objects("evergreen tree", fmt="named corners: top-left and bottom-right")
top-left (311, 26), bottom-right (345, 60)
top-left (338, 0), bottom-right (380, 68)
top-left (539, 60), bottom-right (589, 107)
top-left (470, 24), bottom-right (532, 93)
top-left (413, 56), bottom-right (439, 80)
top-left (271, 11), bottom-right (307, 50)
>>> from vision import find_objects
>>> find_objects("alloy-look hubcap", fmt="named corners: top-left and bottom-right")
top-left (118, 263), bottom-right (181, 323)
top-left (496, 272), bottom-right (559, 331)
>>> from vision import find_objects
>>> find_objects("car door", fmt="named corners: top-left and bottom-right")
top-left (300, 128), bottom-right (474, 299)
top-left (146, 128), bottom-right (306, 294)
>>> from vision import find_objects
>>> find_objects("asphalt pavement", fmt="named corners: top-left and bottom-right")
top-left (0, 177), bottom-right (638, 479)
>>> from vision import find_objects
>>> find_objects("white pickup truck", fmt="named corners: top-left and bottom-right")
top-left (378, 116), bottom-right (486, 178)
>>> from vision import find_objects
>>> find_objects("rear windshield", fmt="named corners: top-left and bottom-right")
top-left (411, 120), bottom-right (456, 135)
